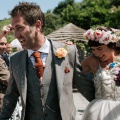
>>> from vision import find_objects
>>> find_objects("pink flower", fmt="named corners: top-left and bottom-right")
top-left (99, 31), bottom-right (112, 44)
top-left (94, 30), bottom-right (104, 41)
top-left (84, 29), bottom-right (95, 40)
top-left (83, 28), bottom-right (119, 45)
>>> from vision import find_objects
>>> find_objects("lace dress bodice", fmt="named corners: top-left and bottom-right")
top-left (94, 62), bottom-right (120, 100)
top-left (82, 62), bottom-right (120, 120)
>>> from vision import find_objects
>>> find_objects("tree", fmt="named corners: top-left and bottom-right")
top-left (110, 0), bottom-right (120, 6)
top-left (44, 13), bottom-right (67, 35)
top-left (105, 5), bottom-right (120, 28)
top-left (61, 0), bottom-right (120, 29)
top-left (53, 0), bottom-right (75, 16)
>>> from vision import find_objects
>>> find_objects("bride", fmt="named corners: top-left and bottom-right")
top-left (81, 26), bottom-right (120, 120)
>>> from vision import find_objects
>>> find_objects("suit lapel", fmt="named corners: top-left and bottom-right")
top-left (42, 43), bottom-right (53, 102)
top-left (14, 50), bottom-right (28, 106)
top-left (49, 40), bottom-right (66, 100)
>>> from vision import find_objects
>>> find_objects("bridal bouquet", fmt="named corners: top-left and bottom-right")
top-left (109, 62), bottom-right (120, 86)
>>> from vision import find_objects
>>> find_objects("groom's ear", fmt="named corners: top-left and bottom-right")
top-left (35, 20), bottom-right (42, 32)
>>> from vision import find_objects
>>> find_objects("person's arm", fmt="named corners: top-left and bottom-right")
top-left (81, 57), bottom-right (91, 74)
top-left (73, 47), bottom-right (95, 102)
top-left (0, 25), bottom-right (12, 39)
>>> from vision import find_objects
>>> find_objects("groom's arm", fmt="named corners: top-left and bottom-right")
top-left (72, 46), bottom-right (95, 102)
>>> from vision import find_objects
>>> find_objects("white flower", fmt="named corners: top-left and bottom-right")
top-left (84, 29), bottom-right (95, 40)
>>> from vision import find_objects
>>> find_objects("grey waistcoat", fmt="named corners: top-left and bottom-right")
top-left (25, 49), bottom-right (62, 120)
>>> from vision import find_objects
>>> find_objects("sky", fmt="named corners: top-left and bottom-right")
top-left (0, 0), bottom-right (82, 20)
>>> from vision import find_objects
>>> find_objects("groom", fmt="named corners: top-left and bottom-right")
top-left (0, 2), bottom-right (95, 120)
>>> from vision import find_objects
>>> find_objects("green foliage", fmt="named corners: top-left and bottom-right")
top-left (53, 0), bottom-right (75, 16)
top-left (12, 47), bottom-right (18, 52)
top-left (44, 13), bottom-right (67, 35)
top-left (61, 3), bottom-right (81, 25)
top-left (6, 33), bottom-right (15, 43)
top-left (0, 18), bottom-right (11, 29)
top-left (110, 0), bottom-right (120, 6)
top-left (61, 0), bottom-right (120, 29)
top-left (71, 40), bottom-right (91, 57)
top-left (105, 6), bottom-right (120, 28)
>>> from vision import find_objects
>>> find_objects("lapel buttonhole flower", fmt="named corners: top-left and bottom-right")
top-left (55, 45), bottom-right (69, 58)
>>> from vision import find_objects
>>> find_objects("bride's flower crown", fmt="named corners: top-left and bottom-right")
top-left (83, 28), bottom-right (120, 45)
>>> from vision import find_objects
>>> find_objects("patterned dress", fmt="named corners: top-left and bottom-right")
top-left (82, 62), bottom-right (120, 120)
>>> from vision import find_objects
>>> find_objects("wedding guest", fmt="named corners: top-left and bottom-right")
top-left (2, 43), bottom-right (12, 67)
top-left (0, 36), bottom-right (10, 112)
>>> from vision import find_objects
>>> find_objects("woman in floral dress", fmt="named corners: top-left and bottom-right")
top-left (81, 26), bottom-right (120, 120)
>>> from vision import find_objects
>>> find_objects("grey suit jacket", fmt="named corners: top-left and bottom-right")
top-left (0, 40), bottom-right (95, 120)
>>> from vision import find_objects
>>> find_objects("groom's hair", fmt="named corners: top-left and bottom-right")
top-left (9, 2), bottom-right (45, 33)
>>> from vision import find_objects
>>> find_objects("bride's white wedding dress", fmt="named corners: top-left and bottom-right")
top-left (82, 62), bottom-right (120, 120)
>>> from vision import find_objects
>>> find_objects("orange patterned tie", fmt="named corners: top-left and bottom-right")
top-left (32, 51), bottom-right (44, 79)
